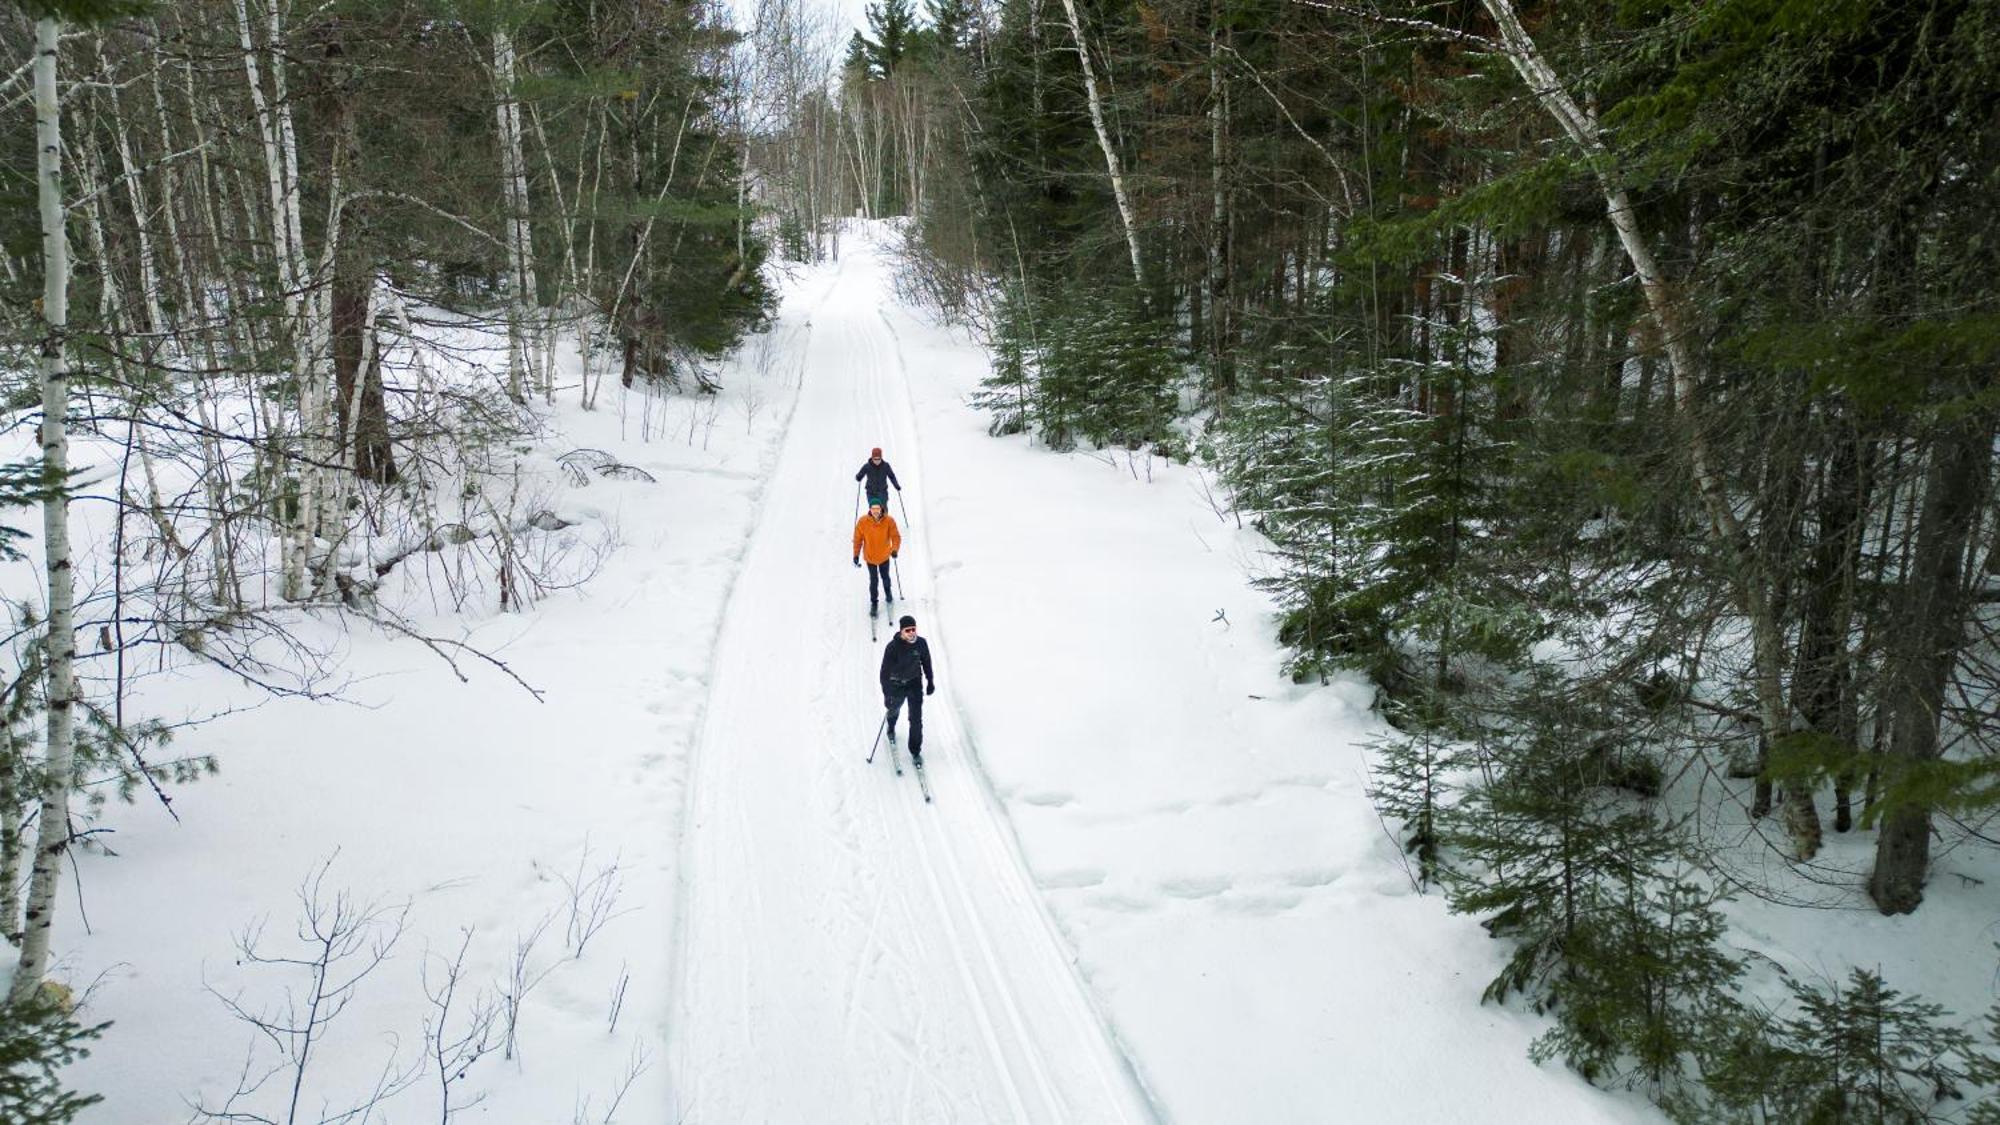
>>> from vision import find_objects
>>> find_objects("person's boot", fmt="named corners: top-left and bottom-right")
top-left (887, 725), bottom-right (897, 744)
top-left (870, 601), bottom-right (879, 617)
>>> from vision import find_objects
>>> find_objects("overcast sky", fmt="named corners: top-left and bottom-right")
top-left (833, 0), bottom-right (871, 36)
top-left (726, 0), bottom-right (873, 61)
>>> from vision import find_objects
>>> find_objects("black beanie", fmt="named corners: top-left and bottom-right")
top-left (899, 615), bottom-right (916, 629)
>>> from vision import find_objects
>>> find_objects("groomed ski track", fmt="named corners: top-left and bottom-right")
top-left (666, 243), bottom-right (1158, 1124)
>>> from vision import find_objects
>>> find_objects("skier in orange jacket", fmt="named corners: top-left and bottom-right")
top-left (852, 499), bottom-right (902, 616)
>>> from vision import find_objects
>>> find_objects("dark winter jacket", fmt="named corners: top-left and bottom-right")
top-left (880, 635), bottom-right (934, 692)
top-left (855, 459), bottom-right (901, 496)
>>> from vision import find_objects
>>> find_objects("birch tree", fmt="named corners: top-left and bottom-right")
top-left (1053, 0), bottom-right (1144, 289)
top-left (492, 23), bottom-right (538, 404)
top-left (234, 0), bottom-right (327, 602)
top-left (12, 12), bottom-right (78, 1005)
top-left (1471, 0), bottom-right (1821, 859)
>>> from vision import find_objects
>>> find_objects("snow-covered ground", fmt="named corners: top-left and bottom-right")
top-left (28, 224), bottom-right (1666, 1121)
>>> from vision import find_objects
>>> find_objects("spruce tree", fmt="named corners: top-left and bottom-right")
top-left (859, 0), bottom-right (920, 76)
top-left (1444, 670), bottom-right (1740, 1091)
top-left (1365, 715), bottom-right (1459, 890)
top-left (1700, 968), bottom-right (1996, 1123)
top-left (0, 991), bottom-right (104, 1123)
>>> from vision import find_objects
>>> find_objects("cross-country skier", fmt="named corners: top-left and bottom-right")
top-left (881, 614), bottom-right (936, 765)
top-left (855, 448), bottom-right (901, 509)
top-left (852, 498), bottom-right (901, 616)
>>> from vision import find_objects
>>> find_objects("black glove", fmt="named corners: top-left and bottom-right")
top-left (891, 550), bottom-right (898, 559)
top-left (883, 694), bottom-right (893, 710)
top-left (852, 557), bottom-right (860, 568)
top-left (925, 682), bottom-right (935, 696)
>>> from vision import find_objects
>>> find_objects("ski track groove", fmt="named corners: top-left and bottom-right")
top-left (880, 303), bottom-right (1167, 1122)
top-left (865, 303), bottom-right (1068, 1121)
top-left (665, 258), bottom-right (1155, 1123)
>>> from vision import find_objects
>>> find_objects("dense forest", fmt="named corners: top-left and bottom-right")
top-left (759, 0), bottom-right (2000, 1118)
top-left (3, 0), bottom-right (1999, 1117)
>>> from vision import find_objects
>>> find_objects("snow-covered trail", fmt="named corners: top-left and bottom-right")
top-left (665, 253), bottom-right (1157, 1122)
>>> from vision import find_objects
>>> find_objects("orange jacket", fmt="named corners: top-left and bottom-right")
top-left (852, 513), bottom-right (901, 566)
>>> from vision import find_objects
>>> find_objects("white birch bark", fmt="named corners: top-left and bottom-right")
top-left (1476, 0), bottom-right (1814, 855)
top-left (235, 0), bottom-right (313, 600)
top-left (526, 101), bottom-right (584, 405)
top-left (13, 16), bottom-right (79, 1003)
top-left (92, 45), bottom-right (193, 567)
top-left (493, 28), bottom-right (538, 404)
top-left (1054, 0), bottom-right (1144, 288)
top-left (845, 101), bottom-right (876, 219)
top-left (149, 46), bottom-right (237, 603)
top-left (582, 101), bottom-right (610, 408)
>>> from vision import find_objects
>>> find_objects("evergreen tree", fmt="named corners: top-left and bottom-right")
top-left (1444, 670), bottom-right (1739, 1091)
top-left (980, 281), bottom-right (1177, 453)
top-left (925, 0), bottom-right (975, 55)
top-left (858, 0), bottom-right (920, 77)
top-left (1365, 716), bottom-right (1459, 889)
top-left (843, 29), bottom-right (873, 78)
top-left (973, 283), bottom-right (1036, 437)
top-left (1700, 968), bottom-right (1997, 1124)
top-left (0, 991), bottom-right (105, 1123)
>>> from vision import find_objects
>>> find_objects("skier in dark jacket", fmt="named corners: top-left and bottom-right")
top-left (880, 615), bottom-right (936, 764)
top-left (855, 448), bottom-right (901, 508)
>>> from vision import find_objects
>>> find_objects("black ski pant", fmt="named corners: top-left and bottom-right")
top-left (884, 678), bottom-right (924, 753)
top-left (866, 560), bottom-right (893, 605)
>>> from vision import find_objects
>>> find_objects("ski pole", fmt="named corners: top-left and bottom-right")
top-left (896, 489), bottom-right (912, 531)
top-left (854, 482), bottom-right (862, 520)
top-left (892, 556), bottom-right (904, 600)
top-left (865, 712), bottom-right (887, 764)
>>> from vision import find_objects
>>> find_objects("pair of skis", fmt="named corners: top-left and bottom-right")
top-left (866, 713), bottom-right (932, 802)
top-left (866, 586), bottom-right (907, 643)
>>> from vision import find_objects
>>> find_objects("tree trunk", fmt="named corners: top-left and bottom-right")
top-left (236, 0), bottom-right (323, 601)
top-left (1868, 414), bottom-right (1994, 913)
top-left (1054, 0), bottom-right (1144, 290)
top-left (13, 16), bottom-right (79, 1004)
top-left (1795, 424), bottom-right (1870, 832)
top-left (1207, 7), bottom-right (1232, 396)
top-left (1477, 0), bottom-right (1815, 857)
top-left (0, 725), bottom-right (21, 944)
top-left (149, 35), bottom-right (240, 607)
top-left (493, 27), bottom-right (538, 405)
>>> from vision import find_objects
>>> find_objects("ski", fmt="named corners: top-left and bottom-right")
top-left (914, 758), bottom-right (932, 803)
top-left (890, 737), bottom-right (902, 776)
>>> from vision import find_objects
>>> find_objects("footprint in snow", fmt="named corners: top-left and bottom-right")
top-left (1159, 875), bottom-right (1232, 900)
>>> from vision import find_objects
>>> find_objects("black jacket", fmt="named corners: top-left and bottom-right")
top-left (855, 460), bottom-right (901, 495)
top-left (880, 635), bottom-right (934, 692)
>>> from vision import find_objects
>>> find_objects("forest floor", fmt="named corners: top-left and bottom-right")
top-left (39, 224), bottom-right (1660, 1121)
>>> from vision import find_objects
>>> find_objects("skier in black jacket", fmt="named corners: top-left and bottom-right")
top-left (880, 614), bottom-right (936, 764)
top-left (855, 447), bottom-right (901, 508)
